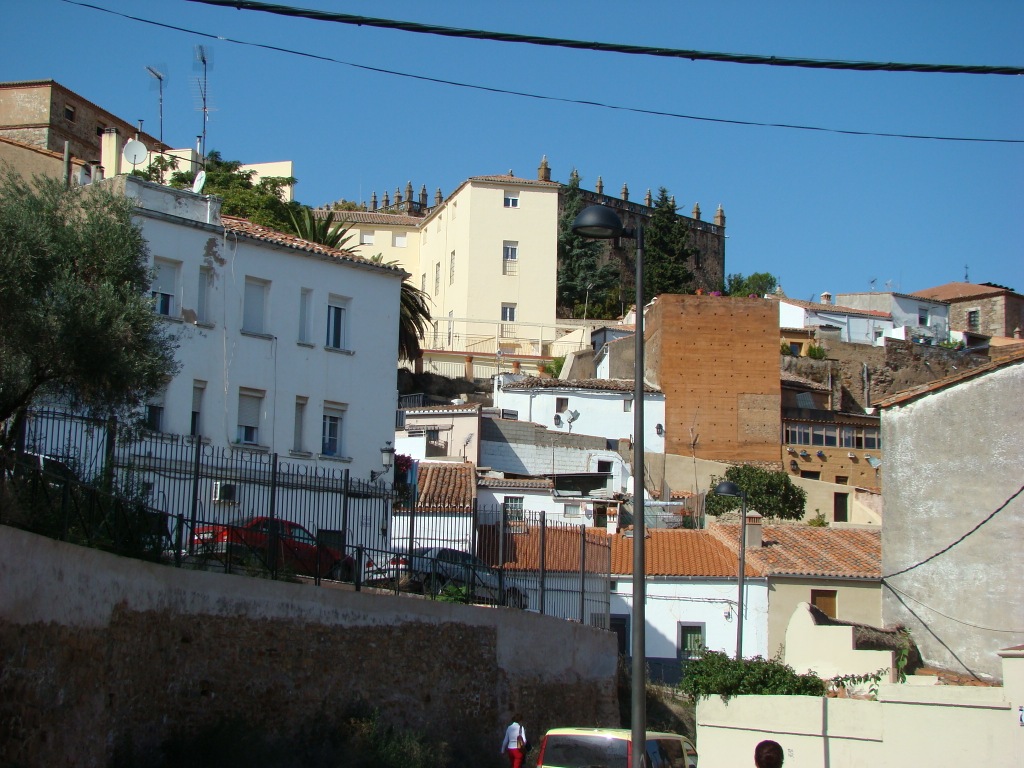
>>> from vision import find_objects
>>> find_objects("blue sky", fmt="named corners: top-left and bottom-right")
top-left (6, 0), bottom-right (1022, 303)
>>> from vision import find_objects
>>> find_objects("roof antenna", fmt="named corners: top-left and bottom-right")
top-left (193, 45), bottom-right (214, 167)
top-left (964, 263), bottom-right (970, 282)
top-left (145, 65), bottom-right (166, 145)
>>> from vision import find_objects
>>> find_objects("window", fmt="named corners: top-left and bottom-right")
top-left (501, 303), bottom-right (517, 322)
top-left (918, 307), bottom-right (930, 326)
top-left (785, 423), bottom-right (811, 445)
top-left (421, 273), bottom-right (427, 292)
top-left (811, 425), bottom-right (838, 447)
top-left (243, 278), bottom-right (268, 334)
top-left (800, 470), bottom-right (821, 480)
top-left (811, 589), bottom-right (838, 618)
top-left (359, 230), bottom-right (375, 246)
top-left (835, 475), bottom-right (849, 485)
top-left (293, 397), bottom-right (307, 452)
top-left (840, 426), bottom-right (880, 450)
top-left (393, 232), bottom-right (407, 248)
top-left (789, 342), bottom-right (802, 356)
top-left (95, 124), bottom-right (106, 137)
top-left (450, 250), bottom-right (456, 285)
top-left (151, 258), bottom-right (179, 317)
top-left (834, 492), bottom-right (849, 523)
top-left (447, 310), bottom-right (454, 347)
top-left (597, 460), bottom-right (613, 474)
top-left (434, 263), bottom-right (441, 295)
top-left (145, 390), bottom-right (164, 432)
top-left (503, 191), bottom-right (519, 208)
top-left (236, 391), bottom-right (263, 445)
top-left (563, 503), bottom-right (581, 518)
top-left (298, 288), bottom-right (313, 343)
top-left (677, 624), bottom-right (704, 666)
top-left (64, 104), bottom-right (76, 122)
top-left (321, 404), bottom-right (346, 456)
top-left (503, 496), bottom-right (524, 521)
top-left (967, 309), bottom-right (980, 332)
top-left (197, 267), bottom-right (211, 324)
top-left (502, 241), bottom-right (519, 275)
top-left (623, 397), bottom-right (633, 413)
top-left (555, 397), bottom-right (569, 413)
top-left (191, 382), bottom-right (205, 436)
top-left (326, 297), bottom-right (349, 350)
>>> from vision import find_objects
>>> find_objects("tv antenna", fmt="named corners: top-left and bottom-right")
top-left (192, 45), bottom-right (214, 166)
top-left (964, 263), bottom-right (970, 282)
top-left (145, 65), bottom-right (166, 145)
top-left (869, 277), bottom-right (877, 291)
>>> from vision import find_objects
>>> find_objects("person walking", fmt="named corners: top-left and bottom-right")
top-left (754, 739), bottom-right (784, 768)
top-left (500, 714), bottom-right (527, 768)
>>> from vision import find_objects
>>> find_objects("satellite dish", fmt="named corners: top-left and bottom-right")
top-left (122, 139), bottom-right (148, 167)
top-left (192, 170), bottom-right (207, 195)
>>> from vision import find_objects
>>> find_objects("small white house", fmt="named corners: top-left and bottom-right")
top-left (836, 291), bottom-right (950, 345)
top-left (775, 295), bottom-right (894, 346)
top-left (493, 375), bottom-right (666, 453)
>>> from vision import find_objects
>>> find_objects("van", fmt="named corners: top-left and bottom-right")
top-left (534, 727), bottom-right (697, 768)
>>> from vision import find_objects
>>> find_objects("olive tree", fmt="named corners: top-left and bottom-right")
top-left (0, 169), bottom-right (178, 448)
top-left (705, 464), bottom-right (807, 520)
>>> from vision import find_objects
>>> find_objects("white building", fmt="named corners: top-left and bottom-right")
top-left (114, 174), bottom-right (404, 479)
top-left (493, 374), bottom-right (666, 454)
top-left (836, 291), bottom-right (950, 345)
top-left (774, 295), bottom-right (894, 346)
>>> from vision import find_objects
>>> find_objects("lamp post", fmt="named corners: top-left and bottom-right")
top-left (572, 205), bottom-right (646, 767)
top-left (371, 441), bottom-right (396, 482)
top-left (713, 480), bottom-right (747, 660)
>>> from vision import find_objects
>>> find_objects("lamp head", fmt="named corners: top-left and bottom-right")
top-left (713, 480), bottom-right (743, 498)
top-left (572, 205), bottom-right (627, 239)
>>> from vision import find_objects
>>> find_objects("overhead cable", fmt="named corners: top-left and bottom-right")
top-left (882, 581), bottom-right (1024, 633)
top-left (187, 0), bottom-right (1024, 77)
top-left (58, 1), bottom-right (1024, 145)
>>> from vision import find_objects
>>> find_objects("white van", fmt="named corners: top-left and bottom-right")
top-left (534, 727), bottom-right (697, 768)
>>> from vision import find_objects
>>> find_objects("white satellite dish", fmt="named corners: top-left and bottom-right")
top-left (192, 170), bottom-right (207, 194)
top-left (122, 139), bottom-right (148, 167)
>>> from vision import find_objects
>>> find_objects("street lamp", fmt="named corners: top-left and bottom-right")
top-left (371, 441), bottom-right (396, 482)
top-left (713, 480), bottom-right (747, 660)
top-left (572, 205), bottom-right (646, 767)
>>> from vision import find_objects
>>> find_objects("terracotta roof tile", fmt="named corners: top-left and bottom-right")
top-left (478, 477), bottom-right (554, 490)
top-left (494, 526), bottom-right (610, 572)
top-left (874, 347), bottom-right (1024, 408)
top-left (412, 462), bottom-right (475, 510)
top-left (912, 281), bottom-right (1021, 302)
top-left (502, 376), bottom-right (661, 394)
top-left (468, 173), bottom-right (561, 188)
top-left (781, 371), bottom-right (830, 390)
top-left (710, 523), bottom-right (880, 579)
top-left (314, 209), bottom-right (422, 227)
top-left (609, 529), bottom-right (758, 578)
top-left (221, 216), bottom-right (405, 275)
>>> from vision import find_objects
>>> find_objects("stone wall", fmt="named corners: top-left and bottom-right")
top-left (0, 526), bottom-right (618, 767)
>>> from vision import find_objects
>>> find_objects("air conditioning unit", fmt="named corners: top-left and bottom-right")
top-left (212, 482), bottom-right (236, 503)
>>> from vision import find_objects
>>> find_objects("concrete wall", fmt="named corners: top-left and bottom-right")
top-left (768, 579), bottom-right (882, 661)
top-left (784, 602), bottom-right (892, 683)
top-left (0, 525), bottom-right (619, 766)
top-left (881, 359), bottom-right (1024, 680)
top-left (480, 418), bottom-right (626, 484)
top-left (696, 651), bottom-right (1024, 768)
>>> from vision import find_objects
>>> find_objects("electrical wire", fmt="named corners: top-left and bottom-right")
top-left (187, 0), bottom-right (1024, 77)
top-left (58, 0), bottom-right (1024, 145)
top-left (883, 483), bottom-right (1023, 579)
top-left (882, 580), bottom-right (1024, 634)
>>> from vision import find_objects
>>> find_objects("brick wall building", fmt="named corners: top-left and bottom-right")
top-left (913, 281), bottom-right (1024, 339)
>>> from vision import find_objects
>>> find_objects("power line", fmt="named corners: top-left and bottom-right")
top-left (883, 483), bottom-right (1023, 580)
top-left (58, 1), bottom-right (1024, 145)
top-left (187, 0), bottom-right (1024, 77)
top-left (882, 581), bottom-right (1024, 634)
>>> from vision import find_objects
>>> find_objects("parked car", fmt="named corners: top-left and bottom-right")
top-left (192, 516), bottom-right (354, 580)
top-left (534, 727), bottom-right (697, 768)
top-left (382, 546), bottom-right (527, 609)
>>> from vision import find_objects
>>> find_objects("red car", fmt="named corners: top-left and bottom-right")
top-left (192, 516), bottom-right (353, 580)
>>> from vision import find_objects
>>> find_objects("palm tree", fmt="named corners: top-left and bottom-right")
top-left (369, 254), bottom-right (432, 362)
top-left (287, 207), bottom-right (355, 251)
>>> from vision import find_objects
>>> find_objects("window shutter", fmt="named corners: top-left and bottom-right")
top-left (238, 394), bottom-right (261, 428)
top-left (244, 281), bottom-right (264, 333)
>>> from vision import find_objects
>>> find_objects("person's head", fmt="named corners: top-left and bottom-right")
top-left (512, 713), bottom-right (522, 725)
top-left (754, 740), bottom-right (784, 768)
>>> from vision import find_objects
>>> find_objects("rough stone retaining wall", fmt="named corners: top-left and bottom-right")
top-left (0, 526), bottom-right (618, 767)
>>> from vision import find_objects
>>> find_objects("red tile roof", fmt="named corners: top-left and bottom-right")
top-left (781, 371), bottom-right (830, 391)
top-left (478, 477), bottom-right (554, 490)
top-left (494, 526), bottom-right (611, 573)
top-left (912, 282), bottom-right (1021, 302)
top-left (874, 347), bottom-right (1024, 408)
top-left (770, 296), bottom-right (891, 320)
top-left (468, 173), bottom-right (562, 188)
top-left (315, 209), bottom-right (422, 227)
top-left (410, 461), bottom-right (476, 509)
top-left (221, 216), bottom-right (405, 275)
top-left (503, 376), bottom-right (661, 394)
top-left (710, 523), bottom-right (880, 579)
top-left (609, 529), bottom-right (758, 578)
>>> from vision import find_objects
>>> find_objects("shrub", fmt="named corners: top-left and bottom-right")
top-left (678, 649), bottom-right (826, 702)
top-left (807, 344), bottom-right (827, 360)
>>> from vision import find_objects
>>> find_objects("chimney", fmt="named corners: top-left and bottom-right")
top-left (821, 292), bottom-right (833, 305)
top-left (621, 182), bottom-right (629, 201)
top-left (692, 202), bottom-right (701, 220)
top-left (596, 176), bottom-right (604, 195)
top-left (744, 510), bottom-right (763, 549)
top-left (714, 204), bottom-right (726, 228)
top-left (100, 128), bottom-right (123, 178)
top-left (537, 155), bottom-right (550, 181)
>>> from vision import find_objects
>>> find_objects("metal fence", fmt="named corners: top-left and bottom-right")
top-left (3, 409), bottom-right (610, 628)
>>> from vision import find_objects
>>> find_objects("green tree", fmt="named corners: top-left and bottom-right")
top-left (287, 207), bottom-right (356, 251)
top-left (0, 169), bottom-right (179, 448)
top-left (170, 151), bottom-right (299, 231)
top-left (705, 464), bottom-right (807, 520)
top-left (556, 171), bottom-right (619, 319)
top-left (368, 255), bottom-right (432, 363)
top-left (725, 272), bottom-right (778, 298)
top-left (643, 188), bottom-right (696, 303)
top-left (679, 648), bottom-right (826, 702)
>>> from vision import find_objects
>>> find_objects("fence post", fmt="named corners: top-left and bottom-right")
top-left (579, 524), bottom-right (587, 624)
top-left (188, 435), bottom-right (202, 555)
top-left (498, 503), bottom-right (506, 599)
top-left (340, 468), bottom-right (350, 555)
top-left (355, 545), bottom-right (363, 592)
top-left (268, 453), bottom-right (279, 577)
top-left (539, 511), bottom-right (547, 616)
top-left (174, 512), bottom-right (184, 567)
top-left (101, 416), bottom-right (117, 494)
